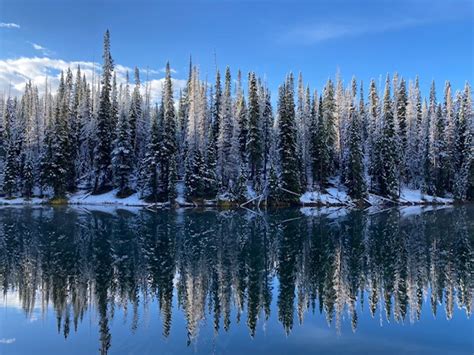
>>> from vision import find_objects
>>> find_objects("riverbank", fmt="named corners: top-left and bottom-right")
top-left (0, 186), bottom-right (457, 209)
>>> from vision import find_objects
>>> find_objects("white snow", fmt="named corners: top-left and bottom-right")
top-left (300, 187), bottom-right (350, 205)
top-left (399, 188), bottom-right (453, 204)
top-left (0, 186), bottom-right (455, 209)
top-left (68, 189), bottom-right (148, 206)
top-left (0, 197), bottom-right (44, 205)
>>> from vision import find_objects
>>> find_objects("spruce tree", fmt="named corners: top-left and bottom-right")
top-left (112, 106), bottom-right (133, 197)
top-left (41, 72), bottom-right (70, 199)
top-left (129, 67), bottom-right (142, 157)
top-left (3, 130), bottom-right (17, 198)
top-left (142, 104), bottom-right (161, 202)
top-left (267, 164), bottom-right (281, 204)
top-left (23, 156), bottom-right (35, 199)
top-left (432, 104), bottom-right (448, 196)
top-left (160, 62), bottom-right (178, 201)
top-left (217, 67), bottom-right (235, 189)
top-left (207, 69), bottom-right (222, 188)
top-left (93, 30), bottom-right (114, 194)
top-left (453, 83), bottom-right (472, 200)
top-left (236, 86), bottom-right (248, 164)
top-left (261, 87), bottom-right (273, 185)
top-left (277, 74), bottom-right (301, 201)
top-left (246, 72), bottom-right (262, 187)
top-left (367, 79), bottom-right (379, 190)
top-left (397, 78), bottom-right (408, 183)
top-left (374, 75), bottom-right (399, 198)
top-left (1, 97), bottom-right (16, 197)
top-left (346, 88), bottom-right (366, 199)
top-left (233, 162), bottom-right (248, 202)
top-left (323, 79), bottom-right (337, 177)
top-left (311, 94), bottom-right (330, 188)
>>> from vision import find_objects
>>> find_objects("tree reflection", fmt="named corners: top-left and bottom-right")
top-left (0, 206), bottom-right (472, 353)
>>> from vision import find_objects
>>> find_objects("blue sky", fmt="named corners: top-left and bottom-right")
top-left (0, 0), bottom-right (472, 100)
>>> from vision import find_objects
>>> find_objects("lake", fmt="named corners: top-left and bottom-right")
top-left (0, 206), bottom-right (472, 354)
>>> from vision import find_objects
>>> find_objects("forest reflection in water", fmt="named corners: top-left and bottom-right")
top-left (0, 206), bottom-right (472, 354)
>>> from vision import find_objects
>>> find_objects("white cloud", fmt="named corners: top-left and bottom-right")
top-left (0, 57), bottom-right (186, 103)
top-left (0, 22), bottom-right (20, 29)
top-left (0, 338), bottom-right (16, 344)
top-left (28, 42), bottom-right (54, 57)
top-left (281, 17), bottom-right (429, 44)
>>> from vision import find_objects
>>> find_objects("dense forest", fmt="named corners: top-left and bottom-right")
top-left (0, 30), bottom-right (472, 204)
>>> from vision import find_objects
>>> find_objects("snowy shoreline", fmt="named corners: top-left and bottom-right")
top-left (0, 187), bottom-right (458, 209)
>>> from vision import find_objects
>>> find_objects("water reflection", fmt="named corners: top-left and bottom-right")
top-left (0, 206), bottom-right (472, 354)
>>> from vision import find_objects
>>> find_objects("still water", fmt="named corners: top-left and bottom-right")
top-left (0, 206), bottom-right (472, 354)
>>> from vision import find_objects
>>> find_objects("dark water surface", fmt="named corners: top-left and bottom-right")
top-left (0, 206), bottom-right (472, 355)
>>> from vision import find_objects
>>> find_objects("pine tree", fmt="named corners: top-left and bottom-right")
top-left (1, 97), bottom-right (16, 196)
top-left (233, 162), bottom-right (248, 202)
top-left (185, 149), bottom-right (207, 199)
top-left (142, 104), bottom-right (161, 202)
top-left (217, 67), bottom-right (236, 190)
top-left (3, 139), bottom-right (17, 197)
top-left (93, 30), bottom-right (114, 194)
top-left (160, 62), bottom-right (178, 201)
top-left (23, 156), bottom-right (35, 199)
top-left (129, 67), bottom-right (142, 158)
top-left (277, 74), bottom-right (301, 201)
top-left (261, 86), bottom-right (273, 185)
top-left (311, 93), bottom-right (331, 188)
top-left (266, 164), bottom-right (281, 204)
top-left (397, 78), bottom-right (408, 183)
top-left (112, 106), bottom-right (133, 197)
top-left (236, 74), bottom-right (248, 165)
top-left (41, 72), bottom-right (70, 199)
top-left (443, 81), bottom-right (455, 192)
top-left (367, 79), bottom-right (379, 190)
top-left (207, 69), bottom-right (222, 187)
top-left (323, 79), bottom-right (337, 177)
top-left (246, 72), bottom-right (262, 187)
top-left (346, 87), bottom-right (366, 200)
top-left (374, 75), bottom-right (399, 198)
top-left (453, 83), bottom-right (472, 200)
top-left (421, 81), bottom-right (438, 195)
top-left (432, 104), bottom-right (448, 196)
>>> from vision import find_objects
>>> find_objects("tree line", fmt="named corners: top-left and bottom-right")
top-left (0, 30), bottom-right (472, 203)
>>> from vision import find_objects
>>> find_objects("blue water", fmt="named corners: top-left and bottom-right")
top-left (0, 206), bottom-right (472, 354)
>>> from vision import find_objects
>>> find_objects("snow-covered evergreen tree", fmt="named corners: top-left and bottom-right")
top-left (346, 87), bottom-right (366, 200)
top-left (41, 72), bottom-right (70, 198)
top-left (217, 67), bottom-right (237, 191)
top-left (93, 30), bottom-right (114, 193)
top-left (160, 62), bottom-right (178, 201)
top-left (452, 83), bottom-right (472, 200)
top-left (277, 74), bottom-right (301, 201)
top-left (373, 75), bottom-right (399, 198)
top-left (112, 105), bottom-right (133, 197)
top-left (246, 72), bottom-right (262, 188)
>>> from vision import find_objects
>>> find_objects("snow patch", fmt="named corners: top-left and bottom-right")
top-left (69, 189), bottom-right (148, 206)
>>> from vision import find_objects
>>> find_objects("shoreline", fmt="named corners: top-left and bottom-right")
top-left (0, 192), bottom-right (461, 209)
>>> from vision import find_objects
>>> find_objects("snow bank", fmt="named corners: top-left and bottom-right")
top-left (0, 186), bottom-right (456, 209)
top-left (69, 189), bottom-right (148, 206)
top-left (399, 188), bottom-right (453, 204)
top-left (0, 197), bottom-right (44, 205)
top-left (300, 187), bottom-right (454, 207)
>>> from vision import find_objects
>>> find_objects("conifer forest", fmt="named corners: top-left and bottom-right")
top-left (0, 30), bottom-right (472, 206)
